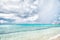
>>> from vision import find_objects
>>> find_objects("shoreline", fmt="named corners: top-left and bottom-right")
top-left (0, 27), bottom-right (60, 40)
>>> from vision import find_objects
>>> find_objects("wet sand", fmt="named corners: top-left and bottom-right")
top-left (0, 27), bottom-right (60, 40)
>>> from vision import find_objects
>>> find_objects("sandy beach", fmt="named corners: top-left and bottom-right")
top-left (0, 27), bottom-right (60, 40)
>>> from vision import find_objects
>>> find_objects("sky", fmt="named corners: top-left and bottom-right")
top-left (0, 0), bottom-right (60, 24)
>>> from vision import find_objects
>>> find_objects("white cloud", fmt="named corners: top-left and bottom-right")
top-left (0, 0), bottom-right (59, 24)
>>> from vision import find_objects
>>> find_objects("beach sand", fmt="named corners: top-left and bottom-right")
top-left (0, 27), bottom-right (60, 40)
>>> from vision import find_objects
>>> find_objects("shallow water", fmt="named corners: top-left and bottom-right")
top-left (0, 27), bottom-right (60, 40)
top-left (0, 25), bottom-right (60, 39)
top-left (0, 24), bottom-right (59, 34)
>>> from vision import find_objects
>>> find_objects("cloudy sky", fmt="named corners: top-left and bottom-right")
top-left (0, 0), bottom-right (60, 24)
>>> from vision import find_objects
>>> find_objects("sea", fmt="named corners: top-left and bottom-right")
top-left (0, 24), bottom-right (60, 34)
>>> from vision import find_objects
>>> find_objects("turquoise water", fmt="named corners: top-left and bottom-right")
top-left (0, 24), bottom-right (60, 34)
